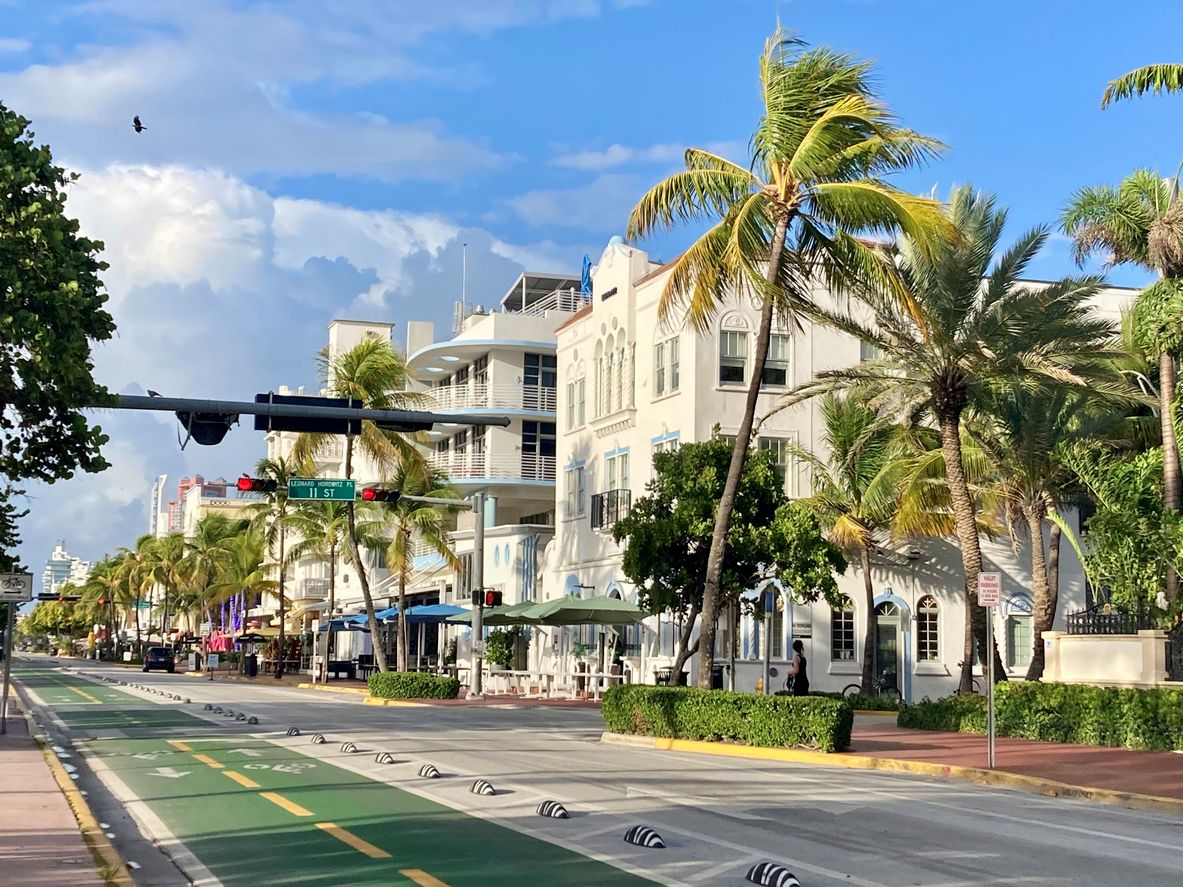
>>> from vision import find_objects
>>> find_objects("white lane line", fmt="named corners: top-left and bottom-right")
top-left (625, 784), bottom-right (770, 822)
top-left (684, 856), bottom-right (761, 884)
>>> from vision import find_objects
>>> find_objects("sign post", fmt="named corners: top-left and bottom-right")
top-left (287, 478), bottom-right (357, 502)
top-left (977, 571), bottom-right (1001, 768)
top-left (1, 573), bottom-right (34, 736)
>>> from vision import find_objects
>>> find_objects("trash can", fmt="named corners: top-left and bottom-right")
top-left (710, 664), bottom-right (725, 690)
top-left (244, 654), bottom-right (258, 678)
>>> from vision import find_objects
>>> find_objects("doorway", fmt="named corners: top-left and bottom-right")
top-left (874, 601), bottom-right (902, 692)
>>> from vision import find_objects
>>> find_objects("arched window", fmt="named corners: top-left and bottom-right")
top-left (916, 595), bottom-right (939, 662)
top-left (830, 595), bottom-right (855, 661)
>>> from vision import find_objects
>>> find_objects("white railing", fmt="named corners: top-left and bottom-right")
top-left (422, 383), bottom-right (557, 413)
top-left (515, 288), bottom-right (589, 317)
top-left (291, 578), bottom-right (329, 601)
top-left (429, 452), bottom-right (556, 482)
top-left (312, 441), bottom-right (345, 463)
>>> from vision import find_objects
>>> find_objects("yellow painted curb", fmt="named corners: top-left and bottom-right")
top-left (600, 732), bottom-right (1183, 815)
top-left (852, 709), bottom-right (900, 718)
top-left (362, 696), bottom-right (428, 708)
top-left (296, 682), bottom-right (368, 696)
top-left (15, 691), bottom-right (134, 887)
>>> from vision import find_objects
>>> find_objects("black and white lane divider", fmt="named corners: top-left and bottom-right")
top-left (745, 862), bottom-right (800, 887)
top-left (204, 704), bottom-right (214, 711)
top-left (535, 801), bottom-right (569, 819)
top-left (375, 752), bottom-right (396, 764)
top-left (470, 779), bottom-right (495, 796)
top-left (340, 742), bottom-right (358, 753)
top-left (418, 764), bottom-right (440, 779)
top-left (236, 713), bottom-right (247, 721)
top-left (311, 734), bottom-right (327, 744)
top-left (623, 826), bottom-right (665, 849)
top-left (286, 727), bottom-right (301, 737)
top-left (247, 716), bottom-right (259, 725)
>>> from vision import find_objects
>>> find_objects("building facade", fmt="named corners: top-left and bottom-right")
top-left (41, 540), bottom-right (91, 596)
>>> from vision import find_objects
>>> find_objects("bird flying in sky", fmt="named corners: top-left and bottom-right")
top-left (132, 115), bottom-right (146, 133)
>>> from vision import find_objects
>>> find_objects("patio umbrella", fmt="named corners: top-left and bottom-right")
top-left (519, 596), bottom-right (645, 626)
top-left (406, 603), bottom-right (468, 625)
top-left (235, 632), bottom-right (268, 644)
top-left (450, 601), bottom-right (538, 626)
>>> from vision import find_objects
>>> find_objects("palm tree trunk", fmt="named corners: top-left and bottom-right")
top-left (1160, 350), bottom-right (1179, 605)
top-left (397, 524), bottom-right (410, 673)
top-left (859, 544), bottom-right (876, 694)
top-left (275, 520), bottom-right (287, 679)
top-left (938, 412), bottom-right (1005, 690)
top-left (697, 213), bottom-right (790, 690)
top-left (323, 542), bottom-right (336, 685)
top-left (134, 603), bottom-right (142, 661)
top-left (670, 601), bottom-right (700, 684)
top-left (344, 436), bottom-right (389, 673)
top-left (1023, 503), bottom-right (1051, 681)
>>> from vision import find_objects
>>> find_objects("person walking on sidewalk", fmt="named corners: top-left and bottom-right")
top-left (787, 639), bottom-right (809, 696)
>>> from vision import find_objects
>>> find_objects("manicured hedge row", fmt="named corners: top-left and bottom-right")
top-left (368, 672), bottom-right (460, 700)
top-left (898, 682), bottom-right (1183, 751)
top-left (809, 690), bottom-right (903, 712)
top-left (602, 685), bottom-right (853, 753)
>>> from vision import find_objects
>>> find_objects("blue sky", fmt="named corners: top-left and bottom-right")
top-left (4, 0), bottom-right (1183, 577)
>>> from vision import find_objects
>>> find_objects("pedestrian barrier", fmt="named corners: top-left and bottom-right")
top-left (204, 704), bottom-right (214, 711)
top-left (311, 734), bottom-right (326, 744)
top-left (375, 752), bottom-right (396, 764)
top-left (418, 764), bottom-right (440, 779)
top-left (214, 706), bottom-right (223, 714)
top-left (535, 801), bottom-right (569, 819)
top-left (340, 742), bottom-right (358, 753)
top-left (745, 862), bottom-right (799, 886)
top-left (286, 727), bottom-right (300, 737)
top-left (623, 826), bottom-right (665, 849)
top-left (471, 779), bottom-right (495, 796)
top-left (236, 713), bottom-right (247, 721)
top-left (224, 708), bottom-right (235, 717)
top-left (247, 717), bottom-right (259, 725)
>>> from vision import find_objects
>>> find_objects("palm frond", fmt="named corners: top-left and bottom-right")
top-left (1102, 63), bottom-right (1183, 108)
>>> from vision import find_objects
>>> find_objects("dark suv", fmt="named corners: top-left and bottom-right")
top-left (143, 646), bottom-right (175, 673)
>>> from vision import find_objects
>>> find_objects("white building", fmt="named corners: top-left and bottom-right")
top-left (540, 237), bottom-right (1134, 701)
top-left (148, 474), bottom-right (169, 538)
top-left (41, 540), bottom-right (91, 596)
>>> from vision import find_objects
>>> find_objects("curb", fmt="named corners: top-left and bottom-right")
top-left (599, 732), bottom-right (1183, 815)
top-left (362, 696), bottom-right (428, 708)
top-left (15, 688), bottom-right (135, 887)
top-left (296, 682), bottom-right (369, 696)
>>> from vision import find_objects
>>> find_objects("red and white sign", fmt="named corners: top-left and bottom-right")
top-left (977, 572), bottom-right (1001, 607)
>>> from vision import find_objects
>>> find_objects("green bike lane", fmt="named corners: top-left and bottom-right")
top-left (19, 664), bottom-right (657, 887)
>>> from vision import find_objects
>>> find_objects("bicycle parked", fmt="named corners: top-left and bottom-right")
top-left (953, 661), bottom-right (983, 694)
top-left (842, 668), bottom-right (901, 702)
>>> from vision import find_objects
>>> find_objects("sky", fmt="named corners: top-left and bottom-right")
top-left (4, 0), bottom-right (1183, 585)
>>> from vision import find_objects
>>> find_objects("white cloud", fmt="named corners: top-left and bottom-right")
top-left (554, 140), bottom-right (746, 171)
top-left (509, 173), bottom-right (644, 230)
top-left (0, 37), bottom-right (30, 54)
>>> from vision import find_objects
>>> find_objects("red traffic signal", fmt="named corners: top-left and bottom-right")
top-left (483, 589), bottom-right (503, 608)
top-left (237, 476), bottom-right (278, 493)
top-left (361, 487), bottom-right (399, 503)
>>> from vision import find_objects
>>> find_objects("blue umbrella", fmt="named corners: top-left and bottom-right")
top-left (406, 603), bottom-right (468, 625)
top-left (374, 606), bottom-right (400, 621)
top-left (580, 255), bottom-right (592, 296)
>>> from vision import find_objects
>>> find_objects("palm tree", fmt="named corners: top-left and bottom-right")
top-left (207, 529), bottom-right (277, 623)
top-left (625, 28), bottom-right (947, 688)
top-left (1102, 64), bottom-right (1183, 107)
top-left (141, 533), bottom-right (186, 647)
top-left (1063, 169), bottom-right (1183, 603)
top-left (357, 463), bottom-right (460, 672)
top-left (242, 457), bottom-right (297, 678)
top-left (785, 186), bottom-right (1118, 690)
top-left (80, 557), bottom-right (121, 660)
top-left (116, 535), bottom-right (159, 658)
top-left (285, 500), bottom-right (351, 683)
top-left (183, 514), bottom-right (244, 640)
top-left (292, 337), bottom-right (423, 673)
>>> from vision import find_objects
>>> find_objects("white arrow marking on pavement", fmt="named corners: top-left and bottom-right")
top-left (133, 752), bottom-right (164, 761)
top-left (147, 767), bottom-right (190, 779)
top-left (229, 748), bottom-right (265, 757)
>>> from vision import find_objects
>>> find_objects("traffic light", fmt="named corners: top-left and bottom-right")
top-left (237, 476), bottom-right (278, 493)
top-left (361, 487), bottom-right (400, 504)
top-left (472, 589), bottom-right (502, 608)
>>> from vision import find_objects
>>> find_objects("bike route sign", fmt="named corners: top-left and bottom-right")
top-left (0, 574), bottom-right (34, 602)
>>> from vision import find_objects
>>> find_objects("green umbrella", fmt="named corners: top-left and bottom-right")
top-left (518, 596), bottom-right (645, 626)
top-left (450, 601), bottom-right (538, 626)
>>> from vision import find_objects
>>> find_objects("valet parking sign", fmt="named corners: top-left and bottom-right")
top-left (977, 572), bottom-right (1001, 607)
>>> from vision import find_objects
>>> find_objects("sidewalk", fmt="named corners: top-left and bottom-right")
top-left (850, 719), bottom-right (1183, 802)
top-left (0, 696), bottom-right (105, 886)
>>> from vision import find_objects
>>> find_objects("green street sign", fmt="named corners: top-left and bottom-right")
top-left (287, 477), bottom-right (357, 501)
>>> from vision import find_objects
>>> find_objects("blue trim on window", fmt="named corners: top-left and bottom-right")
top-left (650, 430), bottom-right (680, 445)
top-left (605, 445), bottom-right (630, 459)
top-left (1004, 592), bottom-right (1034, 616)
top-left (873, 591), bottom-right (913, 704)
top-left (564, 459), bottom-right (586, 470)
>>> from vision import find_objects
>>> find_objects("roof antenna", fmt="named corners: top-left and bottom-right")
top-left (462, 241), bottom-right (468, 306)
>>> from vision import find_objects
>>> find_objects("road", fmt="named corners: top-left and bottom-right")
top-left (14, 657), bottom-right (1183, 887)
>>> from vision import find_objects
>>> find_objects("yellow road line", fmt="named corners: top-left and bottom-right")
top-left (400, 869), bottom-right (450, 887)
top-left (70, 687), bottom-right (101, 704)
top-left (193, 754), bottom-right (224, 769)
top-left (315, 822), bottom-right (391, 859)
top-left (259, 791), bottom-right (314, 817)
top-left (168, 740), bottom-right (193, 752)
top-left (223, 771), bottom-right (260, 789)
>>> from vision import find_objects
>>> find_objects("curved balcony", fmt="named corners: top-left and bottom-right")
top-left (423, 383), bottom-right (556, 415)
top-left (429, 452), bottom-right (555, 485)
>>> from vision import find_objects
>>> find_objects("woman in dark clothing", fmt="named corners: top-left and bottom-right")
top-left (787, 639), bottom-right (809, 696)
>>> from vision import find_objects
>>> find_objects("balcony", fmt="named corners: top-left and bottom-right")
top-left (429, 452), bottom-right (556, 483)
top-left (422, 383), bottom-right (556, 414)
top-left (291, 578), bottom-right (330, 602)
top-left (590, 489), bottom-right (632, 530)
top-left (312, 440), bottom-right (345, 464)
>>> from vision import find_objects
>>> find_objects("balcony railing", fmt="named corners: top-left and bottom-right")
top-left (590, 489), bottom-right (631, 530)
top-left (430, 452), bottom-right (556, 482)
top-left (422, 383), bottom-right (557, 414)
top-left (291, 578), bottom-right (330, 602)
top-left (311, 441), bottom-right (345, 463)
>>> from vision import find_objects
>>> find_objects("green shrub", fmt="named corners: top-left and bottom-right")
top-left (602, 685), bottom-right (853, 753)
top-left (775, 690), bottom-right (901, 712)
top-left (368, 671), bottom-right (460, 700)
top-left (897, 693), bottom-right (987, 733)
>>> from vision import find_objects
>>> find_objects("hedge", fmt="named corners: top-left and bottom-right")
top-left (368, 672), bottom-right (460, 700)
top-left (898, 682), bottom-right (1183, 751)
top-left (808, 690), bottom-right (903, 712)
top-left (602, 685), bottom-right (853, 753)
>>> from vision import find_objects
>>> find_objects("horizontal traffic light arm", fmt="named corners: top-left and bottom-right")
top-left (95, 395), bottom-right (511, 430)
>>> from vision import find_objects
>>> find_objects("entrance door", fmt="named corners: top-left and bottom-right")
top-left (874, 602), bottom-right (901, 692)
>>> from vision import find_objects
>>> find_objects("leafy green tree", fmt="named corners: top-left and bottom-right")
top-left (80, 557), bottom-right (123, 660)
top-left (1, 104), bottom-right (115, 485)
top-left (140, 533), bottom-right (186, 645)
top-left (207, 529), bottom-right (277, 624)
top-left (292, 338), bottom-right (422, 673)
top-left (613, 436), bottom-right (845, 682)
top-left (626, 29), bottom-right (945, 688)
top-left (1102, 64), bottom-right (1183, 107)
top-left (789, 186), bottom-right (1118, 690)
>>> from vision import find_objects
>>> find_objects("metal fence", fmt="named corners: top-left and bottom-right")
top-left (1168, 623), bottom-right (1183, 682)
top-left (1064, 606), bottom-right (1157, 635)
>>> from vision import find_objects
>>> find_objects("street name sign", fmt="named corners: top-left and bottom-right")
top-left (977, 572), bottom-right (1001, 607)
top-left (287, 478), bottom-right (357, 502)
top-left (0, 574), bottom-right (34, 602)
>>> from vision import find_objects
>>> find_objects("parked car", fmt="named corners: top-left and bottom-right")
top-left (143, 646), bottom-right (175, 673)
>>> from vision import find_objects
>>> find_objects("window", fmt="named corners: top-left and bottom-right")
top-left (473, 355), bottom-right (488, 385)
top-left (521, 421), bottom-right (556, 480)
top-left (758, 437), bottom-right (793, 493)
top-left (607, 452), bottom-right (630, 492)
top-left (719, 331), bottom-right (747, 385)
top-left (454, 364), bottom-right (470, 386)
top-left (916, 595), bottom-right (939, 662)
top-left (523, 353), bottom-right (557, 387)
top-left (615, 346), bottom-right (625, 408)
top-left (831, 595), bottom-right (856, 661)
top-left (566, 382), bottom-right (576, 429)
top-left (575, 378), bottom-right (585, 427)
top-left (565, 466), bottom-right (586, 517)
top-left (453, 429), bottom-right (468, 456)
top-left (770, 593), bottom-right (785, 659)
top-left (654, 336), bottom-right (680, 397)
top-left (1007, 616), bottom-right (1032, 669)
top-left (860, 340), bottom-right (883, 363)
top-left (762, 333), bottom-right (790, 387)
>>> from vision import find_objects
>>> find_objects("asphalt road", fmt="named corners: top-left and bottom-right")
top-left (15, 657), bottom-right (1183, 887)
